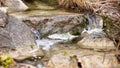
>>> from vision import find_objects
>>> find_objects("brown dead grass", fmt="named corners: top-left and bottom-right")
top-left (58, 0), bottom-right (120, 20)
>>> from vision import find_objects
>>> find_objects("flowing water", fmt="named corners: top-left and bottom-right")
top-left (31, 28), bottom-right (64, 51)
top-left (82, 13), bottom-right (105, 35)
top-left (15, 13), bottom-right (119, 68)
top-left (9, 1), bottom-right (117, 66)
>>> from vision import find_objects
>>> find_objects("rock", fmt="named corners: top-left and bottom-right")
top-left (0, 15), bottom-right (44, 60)
top-left (77, 14), bottom-right (116, 51)
top-left (0, 12), bottom-right (13, 48)
top-left (77, 31), bottom-right (116, 51)
top-left (0, 9), bottom-right (8, 27)
top-left (3, 0), bottom-right (28, 11)
top-left (0, 28), bottom-right (15, 49)
top-left (47, 53), bottom-right (78, 68)
top-left (9, 10), bottom-right (84, 38)
top-left (14, 63), bottom-right (36, 68)
top-left (7, 16), bottom-right (44, 60)
top-left (46, 49), bottom-right (118, 68)
top-left (6, 16), bottom-right (36, 50)
top-left (21, 11), bottom-right (83, 37)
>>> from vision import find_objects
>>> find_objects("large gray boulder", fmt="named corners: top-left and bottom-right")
top-left (0, 28), bottom-right (15, 49)
top-left (0, 12), bottom-right (43, 60)
top-left (6, 16), bottom-right (35, 50)
top-left (0, 10), bottom-right (11, 48)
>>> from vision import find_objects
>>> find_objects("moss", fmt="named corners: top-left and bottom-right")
top-left (102, 16), bottom-right (114, 34)
top-left (80, 16), bottom-right (86, 28)
top-left (30, 45), bottom-right (34, 49)
top-left (103, 16), bottom-right (112, 28)
top-left (0, 53), bottom-right (14, 68)
top-left (70, 55), bottom-right (77, 59)
top-left (72, 30), bottom-right (81, 35)
top-left (62, 51), bottom-right (68, 56)
top-left (70, 16), bottom-right (86, 35)
top-left (70, 28), bottom-right (81, 35)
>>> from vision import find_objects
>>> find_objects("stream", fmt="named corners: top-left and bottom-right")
top-left (17, 12), bottom-right (117, 68)
top-left (0, 0), bottom-right (120, 68)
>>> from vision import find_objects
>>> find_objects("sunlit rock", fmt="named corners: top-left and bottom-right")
top-left (78, 32), bottom-right (116, 50)
top-left (46, 50), bottom-right (118, 68)
top-left (47, 53), bottom-right (78, 68)
top-left (3, 0), bottom-right (28, 11)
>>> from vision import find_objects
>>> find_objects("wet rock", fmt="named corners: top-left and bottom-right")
top-left (0, 15), bottom-right (44, 60)
top-left (22, 12), bottom-right (83, 37)
top-left (46, 49), bottom-right (118, 68)
top-left (3, 0), bottom-right (28, 11)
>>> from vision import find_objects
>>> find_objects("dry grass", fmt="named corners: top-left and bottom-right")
top-left (58, 0), bottom-right (120, 20)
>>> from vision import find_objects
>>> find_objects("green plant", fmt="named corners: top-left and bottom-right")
top-left (0, 53), bottom-right (14, 68)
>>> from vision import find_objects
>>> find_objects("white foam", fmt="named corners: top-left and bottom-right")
top-left (82, 28), bottom-right (103, 34)
top-left (48, 32), bottom-right (79, 40)
top-left (36, 39), bottom-right (63, 51)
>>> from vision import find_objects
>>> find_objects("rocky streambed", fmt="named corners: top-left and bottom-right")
top-left (0, 0), bottom-right (120, 68)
